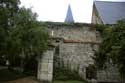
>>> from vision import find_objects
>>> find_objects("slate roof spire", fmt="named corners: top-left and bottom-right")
top-left (65, 4), bottom-right (74, 23)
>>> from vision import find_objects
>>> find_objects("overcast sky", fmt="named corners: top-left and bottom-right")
top-left (20, 0), bottom-right (125, 23)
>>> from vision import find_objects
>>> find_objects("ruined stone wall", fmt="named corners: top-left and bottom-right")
top-left (38, 23), bottom-right (120, 82)
top-left (58, 43), bottom-right (98, 79)
top-left (47, 24), bottom-right (97, 43)
top-left (97, 63), bottom-right (121, 82)
top-left (59, 43), bottom-right (94, 68)
top-left (47, 23), bottom-right (99, 79)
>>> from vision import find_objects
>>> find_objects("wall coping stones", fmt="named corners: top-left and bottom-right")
top-left (42, 22), bottom-right (94, 28)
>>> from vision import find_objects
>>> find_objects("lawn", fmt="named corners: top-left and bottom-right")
top-left (53, 80), bottom-right (85, 83)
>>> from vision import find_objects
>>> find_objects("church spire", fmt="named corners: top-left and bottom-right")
top-left (65, 4), bottom-right (74, 23)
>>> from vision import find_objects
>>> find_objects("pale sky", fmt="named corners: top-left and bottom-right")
top-left (20, 0), bottom-right (125, 23)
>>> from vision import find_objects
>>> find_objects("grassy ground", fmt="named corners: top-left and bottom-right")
top-left (53, 80), bottom-right (84, 83)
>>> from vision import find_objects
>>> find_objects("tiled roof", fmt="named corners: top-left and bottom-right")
top-left (94, 1), bottom-right (125, 24)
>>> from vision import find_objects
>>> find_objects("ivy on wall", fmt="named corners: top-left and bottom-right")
top-left (93, 20), bottom-right (125, 79)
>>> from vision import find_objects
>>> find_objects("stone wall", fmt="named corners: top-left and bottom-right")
top-left (97, 63), bottom-right (121, 82)
top-left (37, 22), bottom-right (121, 83)
top-left (47, 23), bottom-right (99, 80)
top-left (58, 43), bottom-right (98, 79)
top-left (47, 24), bottom-right (97, 43)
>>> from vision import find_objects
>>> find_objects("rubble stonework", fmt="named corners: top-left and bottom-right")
top-left (97, 63), bottom-right (121, 82)
top-left (37, 23), bottom-right (121, 83)
top-left (59, 43), bottom-right (97, 79)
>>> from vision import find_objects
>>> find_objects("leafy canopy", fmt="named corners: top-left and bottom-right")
top-left (0, 0), bottom-right (49, 66)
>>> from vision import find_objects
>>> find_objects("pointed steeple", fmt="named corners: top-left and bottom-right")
top-left (65, 4), bottom-right (74, 23)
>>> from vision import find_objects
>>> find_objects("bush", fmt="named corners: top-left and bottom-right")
top-left (54, 66), bottom-right (84, 81)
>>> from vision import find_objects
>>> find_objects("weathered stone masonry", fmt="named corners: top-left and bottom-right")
top-left (49, 23), bottom-right (99, 80)
top-left (58, 43), bottom-right (98, 78)
top-left (37, 23), bottom-right (120, 83)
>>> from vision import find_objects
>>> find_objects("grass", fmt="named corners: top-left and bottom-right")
top-left (0, 69), bottom-right (26, 82)
top-left (53, 80), bottom-right (85, 83)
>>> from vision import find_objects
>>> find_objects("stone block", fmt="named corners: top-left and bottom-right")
top-left (48, 63), bottom-right (53, 74)
top-left (40, 74), bottom-right (48, 81)
top-left (42, 59), bottom-right (49, 63)
top-left (48, 74), bottom-right (53, 81)
top-left (48, 59), bottom-right (53, 63)
top-left (41, 63), bottom-right (48, 72)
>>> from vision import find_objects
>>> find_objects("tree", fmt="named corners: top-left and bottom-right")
top-left (0, 0), bottom-right (20, 66)
top-left (9, 7), bottom-right (49, 72)
top-left (0, 0), bottom-right (49, 73)
top-left (94, 20), bottom-right (125, 80)
top-left (0, 0), bottom-right (20, 30)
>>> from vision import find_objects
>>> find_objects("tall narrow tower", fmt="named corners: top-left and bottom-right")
top-left (65, 5), bottom-right (74, 23)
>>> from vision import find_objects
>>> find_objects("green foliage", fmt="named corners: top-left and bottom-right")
top-left (0, 0), bottom-right (20, 66)
top-left (53, 65), bottom-right (87, 82)
top-left (0, 0), bottom-right (20, 30)
top-left (0, 0), bottom-right (49, 71)
top-left (54, 67), bottom-right (80, 81)
top-left (86, 65), bottom-right (97, 79)
top-left (0, 0), bottom-right (20, 56)
top-left (94, 20), bottom-right (125, 78)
